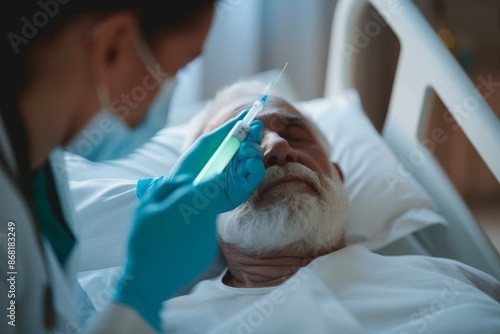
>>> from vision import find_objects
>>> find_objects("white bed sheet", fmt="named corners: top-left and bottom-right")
top-left (161, 245), bottom-right (500, 334)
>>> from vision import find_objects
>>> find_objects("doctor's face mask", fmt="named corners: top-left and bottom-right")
top-left (65, 33), bottom-right (177, 161)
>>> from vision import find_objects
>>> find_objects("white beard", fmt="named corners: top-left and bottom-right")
top-left (217, 162), bottom-right (349, 256)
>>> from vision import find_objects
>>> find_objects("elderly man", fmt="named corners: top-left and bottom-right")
top-left (161, 81), bottom-right (500, 334)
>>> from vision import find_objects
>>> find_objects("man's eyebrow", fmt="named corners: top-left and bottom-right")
top-left (272, 113), bottom-right (312, 129)
top-left (280, 113), bottom-right (306, 123)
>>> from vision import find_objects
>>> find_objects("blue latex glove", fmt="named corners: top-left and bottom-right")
top-left (137, 109), bottom-right (265, 212)
top-left (114, 112), bottom-right (265, 331)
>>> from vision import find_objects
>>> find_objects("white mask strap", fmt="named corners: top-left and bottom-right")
top-left (131, 31), bottom-right (169, 83)
top-left (96, 80), bottom-right (111, 109)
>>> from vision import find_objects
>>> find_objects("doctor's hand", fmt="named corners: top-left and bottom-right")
top-left (137, 109), bottom-right (265, 211)
top-left (113, 175), bottom-right (219, 332)
top-left (115, 113), bottom-right (265, 331)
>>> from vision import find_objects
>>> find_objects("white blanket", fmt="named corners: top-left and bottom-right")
top-left (161, 245), bottom-right (500, 334)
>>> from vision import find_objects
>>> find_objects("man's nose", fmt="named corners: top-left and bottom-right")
top-left (262, 132), bottom-right (297, 168)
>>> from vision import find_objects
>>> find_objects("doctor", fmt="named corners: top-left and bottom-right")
top-left (0, 1), bottom-right (265, 333)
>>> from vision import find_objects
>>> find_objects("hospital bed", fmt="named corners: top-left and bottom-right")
top-left (323, 0), bottom-right (500, 279)
top-left (72, 0), bottom-right (500, 312)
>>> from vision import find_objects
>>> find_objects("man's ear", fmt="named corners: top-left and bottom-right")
top-left (88, 11), bottom-right (140, 88)
top-left (332, 162), bottom-right (344, 182)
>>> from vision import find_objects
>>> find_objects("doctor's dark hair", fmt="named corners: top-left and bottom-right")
top-left (1, 0), bottom-right (215, 193)
top-left (2, 0), bottom-right (216, 107)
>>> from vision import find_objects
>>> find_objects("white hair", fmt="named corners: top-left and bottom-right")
top-left (182, 80), bottom-right (269, 152)
top-left (182, 80), bottom-right (332, 155)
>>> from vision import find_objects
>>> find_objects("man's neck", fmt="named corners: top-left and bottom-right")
top-left (219, 242), bottom-right (343, 288)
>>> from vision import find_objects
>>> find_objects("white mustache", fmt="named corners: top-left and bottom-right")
top-left (252, 163), bottom-right (322, 200)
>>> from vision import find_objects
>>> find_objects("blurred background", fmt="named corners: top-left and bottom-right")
top-left (164, 0), bottom-right (500, 250)
top-left (169, 0), bottom-right (336, 105)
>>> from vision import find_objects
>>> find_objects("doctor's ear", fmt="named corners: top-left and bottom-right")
top-left (88, 11), bottom-right (142, 87)
top-left (332, 163), bottom-right (344, 182)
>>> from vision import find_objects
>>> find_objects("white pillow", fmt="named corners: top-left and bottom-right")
top-left (296, 90), bottom-right (447, 250)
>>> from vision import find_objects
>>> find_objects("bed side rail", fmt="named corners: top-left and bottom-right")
top-left (324, 0), bottom-right (500, 279)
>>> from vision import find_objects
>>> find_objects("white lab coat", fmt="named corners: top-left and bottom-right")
top-left (0, 115), bottom-right (155, 334)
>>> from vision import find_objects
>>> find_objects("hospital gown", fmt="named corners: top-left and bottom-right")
top-left (161, 245), bottom-right (500, 334)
